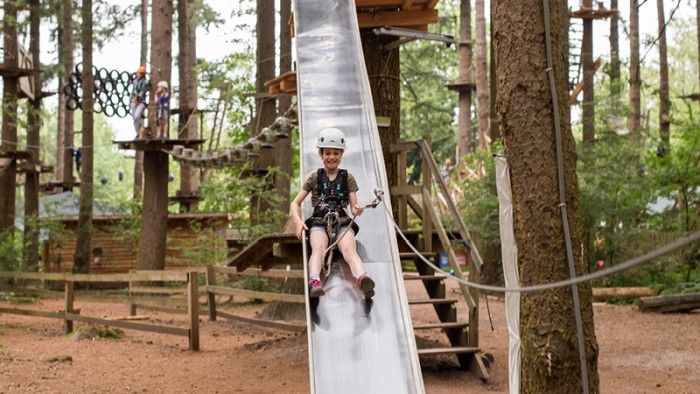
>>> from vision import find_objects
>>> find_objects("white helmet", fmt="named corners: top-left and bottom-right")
top-left (316, 127), bottom-right (346, 150)
top-left (157, 80), bottom-right (169, 89)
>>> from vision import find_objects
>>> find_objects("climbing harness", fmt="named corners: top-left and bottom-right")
top-left (318, 188), bottom-right (384, 272)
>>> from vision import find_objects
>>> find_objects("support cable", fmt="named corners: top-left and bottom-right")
top-left (382, 197), bottom-right (700, 293)
top-left (543, 1), bottom-right (589, 391)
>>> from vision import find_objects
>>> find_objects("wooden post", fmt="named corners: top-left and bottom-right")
top-left (187, 271), bottom-right (200, 351)
top-left (422, 137), bottom-right (432, 252)
top-left (128, 269), bottom-right (137, 316)
top-left (64, 279), bottom-right (74, 334)
top-left (205, 265), bottom-right (217, 321)
top-left (397, 140), bottom-right (408, 230)
top-left (468, 261), bottom-right (479, 348)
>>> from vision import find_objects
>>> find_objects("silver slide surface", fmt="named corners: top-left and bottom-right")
top-left (293, 0), bottom-right (424, 393)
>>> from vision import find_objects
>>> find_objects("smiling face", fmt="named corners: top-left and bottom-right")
top-left (319, 148), bottom-right (344, 171)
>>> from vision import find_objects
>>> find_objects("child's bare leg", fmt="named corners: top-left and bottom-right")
top-left (309, 230), bottom-right (329, 277)
top-left (337, 229), bottom-right (365, 278)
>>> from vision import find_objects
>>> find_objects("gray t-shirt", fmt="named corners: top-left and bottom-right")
top-left (302, 169), bottom-right (359, 208)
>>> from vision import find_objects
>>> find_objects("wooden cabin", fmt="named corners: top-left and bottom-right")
top-left (42, 213), bottom-right (229, 274)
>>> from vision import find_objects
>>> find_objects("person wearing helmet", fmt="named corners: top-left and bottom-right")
top-left (290, 127), bottom-right (376, 300)
top-left (130, 66), bottom-right (150, 139)
top-left (155, 80), bottom-right (170, 140)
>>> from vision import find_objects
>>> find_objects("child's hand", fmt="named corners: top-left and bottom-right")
top-left (352, 204), bottom-right (364, 216)
top-left (295, 221), bottom-right (309, 240)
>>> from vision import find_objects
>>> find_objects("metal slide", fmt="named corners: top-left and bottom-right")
top-left (293, 0), bottom-right (424, 393)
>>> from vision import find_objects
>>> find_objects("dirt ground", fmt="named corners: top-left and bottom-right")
top-left (1, 279), bottom-right (699, 393)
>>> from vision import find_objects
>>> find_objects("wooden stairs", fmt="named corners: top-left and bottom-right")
top-left (226, 230), bottom-right (490, 377)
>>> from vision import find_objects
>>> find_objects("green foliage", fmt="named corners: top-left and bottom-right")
top-left (453, 142), bottom-right (503, 245)
top-left (400, 0), bottom-right (459, 152)
top-left (200, 165), bottom-right (288, 243)
top-left (172, 219), bottom-right (228, 266)
top-left (0, 233), bottom-right (23, 272)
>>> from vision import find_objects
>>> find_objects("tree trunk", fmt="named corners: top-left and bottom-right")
top-left (493, 1), bottom-right (600, 392)
top-left (134, 0), bottom-right (148, 200)
top-left (137, 151), bottom-right (170, 270)
top-left (279, 0), bottom-right (292, 115)
top-left (251, 0), bottom-right (278, 225)
top-left (628, 0), bottom-right (641, 133)
top-left (74, 0), bottom-right (95, 274)
top-left (657, 0), bottom-right (670, 146)
top-left (62, 0), bottom-right (75, 190)
top-left (275, 0), bottom-right (292, 211)
top-left (489, 0), bottom-right (500, 142)
top-left (697, 0), bottom-right (700, 92)
top-left (609, 0), bottom-right (621, 98)
top-left (137, 0), bottom-right (173, 271)
top-left (24, 0), bottom-right (42, 271)
top-left (457, 0), bottom-right (473, 160)
top-left (638, 293), bottom-right (700, 313)
top-left (361, 32), bottom-right (400, 216)
top-left (582, 0), bottom-right (595, 143)
top-left (1, 0), bottom-right (19, 237)
top-left (475, 0), bottom-right (490, 150)
top-left (177, 0), bottom-right (199, 212)
top-left (55, 26), bottom-right (65, 186)
top-left (141, 0), bottom-right (148, 66)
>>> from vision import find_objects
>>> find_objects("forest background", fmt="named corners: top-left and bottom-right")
top-left (2, 0), bottom-right (698, 296)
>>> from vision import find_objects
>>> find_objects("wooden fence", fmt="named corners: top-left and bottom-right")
top-left (0, 266), bottom-right (307, 349)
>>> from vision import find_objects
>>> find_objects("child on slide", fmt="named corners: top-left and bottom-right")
top-left (290, 127), bottom-right (376, 300)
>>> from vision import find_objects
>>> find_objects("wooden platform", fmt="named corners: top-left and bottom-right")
top-left (289, 0), bottom-right (442, 37)
top-left (17, 161), bottom-right (53, 174)
top-left (0, 65), bottom-right (39, 78)
top-left (113, 139), bottom-right (204, 152)
top-left (570, 5), bottom-right (617, 20)
top-left (0, 150), bottom-right (33, 160)
top-left (263, 71), bottom-right (297, 97)
top-left (446, 80), bottom-right (476, 92)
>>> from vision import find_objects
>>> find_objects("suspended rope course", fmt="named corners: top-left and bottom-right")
top-left (169, 115), bottom-right (294, 169)
top-left (62, 62), bottom-right (147, 119)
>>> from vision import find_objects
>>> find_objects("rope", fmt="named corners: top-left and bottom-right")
top-left (383, 197), bottom-right (700, 292)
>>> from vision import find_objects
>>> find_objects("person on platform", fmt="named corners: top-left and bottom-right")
top-left (155, 81), bottom-right (170, 140)
top-left (130, 66), bottom-right (149, 139)
top-left (72, 145), bottom-right (82, 177)
top-left (290, 127), bottom-right (375, 300)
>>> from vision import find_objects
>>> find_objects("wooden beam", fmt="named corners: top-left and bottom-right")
top-left (356, 0), bottom-right (404, 7)
top-left (390, 184), bottom-right (423, 196)
top-left (205, 285), bottom-right (305, 304)
top-left (402, 0), bottom-right (414, 10)
top-left (65, 312), bottom-right (189, 336)
top-left (593, 287), bottom-right (659, 301)
top-left (422, 188), bottom-right (475, 309)
top-left (389, 140), bottom-right (419, 153)
top-left (357, 9), bottom-right (438, 29)
top-left (213, 266), bottom-right (305, 279)
top-left (570, 57), bottom-right (602, 104)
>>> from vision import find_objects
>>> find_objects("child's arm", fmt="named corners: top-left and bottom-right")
top-left (290, 189), bottom-right (310, 240)
top-left (349, 191), bottom-right (363, 216)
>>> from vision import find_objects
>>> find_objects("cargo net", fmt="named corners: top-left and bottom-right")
top-left (62, 63), bottom-right (148, 118)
